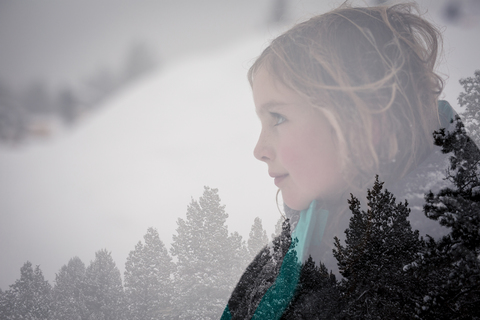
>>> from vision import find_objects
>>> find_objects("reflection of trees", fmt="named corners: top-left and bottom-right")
top-left (224, 71), bottom-right (480, 319)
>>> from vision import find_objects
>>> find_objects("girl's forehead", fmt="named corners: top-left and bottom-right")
top-left (251, 67), bottom-right (277, 90)
top-left (253, 69), bottom-right (303, 107)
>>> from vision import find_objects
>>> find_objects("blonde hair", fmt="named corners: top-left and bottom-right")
top-left (249, 3), bottom-right (443, 194)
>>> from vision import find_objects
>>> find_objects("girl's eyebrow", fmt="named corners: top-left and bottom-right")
top-left (258, 100), bottom-right (291, 111)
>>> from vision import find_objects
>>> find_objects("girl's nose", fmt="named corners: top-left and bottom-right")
top-left (253, 130), bottom-right (274, 162)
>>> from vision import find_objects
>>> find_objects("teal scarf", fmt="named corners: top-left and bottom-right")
top-left (221, 200), bottom-right (329, 320)
top-left (438, 100), bottom-right (455, 129)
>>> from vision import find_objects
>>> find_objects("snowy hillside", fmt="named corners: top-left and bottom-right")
top-left (0, 35), bottom-right (280, 289)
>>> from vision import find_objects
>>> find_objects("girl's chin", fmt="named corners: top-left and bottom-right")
top-left (282, 196), bottom-right (314, 212)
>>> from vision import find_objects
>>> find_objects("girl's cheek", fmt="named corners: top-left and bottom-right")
top-left (279, 141), bottom-right (308, 168)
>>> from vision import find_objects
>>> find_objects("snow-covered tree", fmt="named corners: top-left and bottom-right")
top-left (271, 216), bottom-right (284, 241)
top-left (228, 231), bottom-right (250, 282)
top-left (0, 262), bottom-right (52, 320)
top-left (124, 241), bottom-right (144, 319)
top-left (84, 249), bottom-right (126, 320)
top-left (51, 256), bottom-right (88, 320)
top-left (333, 176), bottom-right (422, 319)
top-left (409, 112), bottom-right (480, 318)
top-left (124, 228), bottom-right (175, 320)
top-left (282, 257), bottom-right (340, 319)
top-left (459, 69), bottom-right (480, 146)
top-left (171, 186), bottom-right (244, 319)
top-left (247, 217), bottom-right (269, 259)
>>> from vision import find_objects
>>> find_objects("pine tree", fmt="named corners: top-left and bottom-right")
top-left (328, 72), bottom-right (480, 318)
top-left (271, 216), bottom-right (284, 241)
top-left (84, 249), bottom-right (126, 320)
top-left (0, 285), bottom-right (12, 320)
top-left (458, 69), bottom-right (480, 145)
top-left (171, 186), bottom-right (244, 319)
top-left (0, 262), bottom-right (52, 320)
top-left (228, 231), bottom-right (250, 277)
top-left (124, 228), bottom-right (175, 320)
top-left (333, 176), bottom-right (422, 319)
top-left (124, 241), bottom-right (145, 319)
top-left (142, 227), bottom-right (175, 316)
top-left (281, 257), bottom-right (340, 320)
top-left (410, 112), bottom-right (480, 318)
top-left (247, 217), bottom-right (269, 259)
top-left (51, 256), bottom-right (88, 320)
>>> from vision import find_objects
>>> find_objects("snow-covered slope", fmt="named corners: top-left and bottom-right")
top-left (0, 35), bottom-right (280, 289)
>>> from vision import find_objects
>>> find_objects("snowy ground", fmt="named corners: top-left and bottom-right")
top-left (1, 0), bottom-right (480, 290)
top-left (0, 34), bottom-right (281, 289)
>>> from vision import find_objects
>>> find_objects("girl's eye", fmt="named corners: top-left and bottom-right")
top-left (271, 112), bottom-right (286, 126)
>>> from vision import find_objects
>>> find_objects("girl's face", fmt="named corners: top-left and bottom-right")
top-left (253, 68), bottom-right (344, 211)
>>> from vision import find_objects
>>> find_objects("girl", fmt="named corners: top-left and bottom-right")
top-left (223, 3), bottom-right (462, 319)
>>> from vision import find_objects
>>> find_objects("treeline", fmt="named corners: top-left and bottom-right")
top-left (0, 187), bottom-right (277, 320)
top-left (0, 42), bottom-right (157, 144)
top-left (286, 108), bottom-right (480, 318)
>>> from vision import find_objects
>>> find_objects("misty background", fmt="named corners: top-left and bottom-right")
top-left (1, 0), bottom-right (479, 290)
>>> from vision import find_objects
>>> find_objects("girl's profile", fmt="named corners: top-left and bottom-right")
top-left (222, 2), bottom-right (480, 319)
top-left (253, 67), bottom-right (344, 211)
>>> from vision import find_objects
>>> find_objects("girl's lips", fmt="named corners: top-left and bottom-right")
top-left (274, 174), bottom-right (288, 187)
